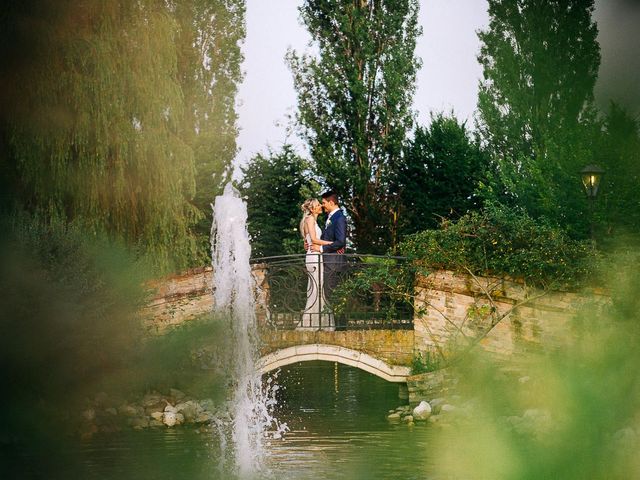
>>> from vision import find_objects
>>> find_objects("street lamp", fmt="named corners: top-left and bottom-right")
top-left (580, 164), bottom-right (604, 199)
top-left (580, 164), bottom-right (604, 241)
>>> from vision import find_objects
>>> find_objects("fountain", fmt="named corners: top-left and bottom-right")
top-left (210, 183), bottom-right (285, 478)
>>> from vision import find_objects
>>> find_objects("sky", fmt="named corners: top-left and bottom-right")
top-left (235, 0), bottom-right (640, 170)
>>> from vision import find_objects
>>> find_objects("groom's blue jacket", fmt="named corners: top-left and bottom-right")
top-left (321, 209), bottom-right (347, 254)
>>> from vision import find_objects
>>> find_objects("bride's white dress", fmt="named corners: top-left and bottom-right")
top-left (299, 224), bottom-right (334, 330)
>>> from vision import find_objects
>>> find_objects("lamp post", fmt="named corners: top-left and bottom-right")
top-left (580, 164), bottom-right (604, 242)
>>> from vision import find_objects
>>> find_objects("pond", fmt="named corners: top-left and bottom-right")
top-left (76, 362), bottom-right (437, 480)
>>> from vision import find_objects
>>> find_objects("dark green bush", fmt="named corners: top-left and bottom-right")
top-left (398, 204), bottom-right (599, 288)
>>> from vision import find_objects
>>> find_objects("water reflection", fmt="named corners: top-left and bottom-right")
top-left (76, 362), bottom-right (436, 480)
top-left (265, 361), bottom-right (435, 480)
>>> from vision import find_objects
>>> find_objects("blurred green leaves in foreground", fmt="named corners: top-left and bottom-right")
top-left (0, 213), bottom-right (230, 478)
top-left (432, 255), bottom-right (640, 480)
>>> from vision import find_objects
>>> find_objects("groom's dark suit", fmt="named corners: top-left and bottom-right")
top-left (321, 208), bottom-right (347, 329)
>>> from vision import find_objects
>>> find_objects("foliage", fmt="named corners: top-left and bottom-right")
top-left (0, 0), bottom-right (244, 272)
top-left (597, 103), bottom-right (640, 242)
top-left (238, 145), bottom-right (320, 258)
top-left (410, 350), bottom-right (443, 375)
top-left (330, 256), bottom-right (416, 323)
top-left (177, 1), bottom-right (245, 247)
top-left (398, 204), bottom-right (598, 288)
top-left (433, 264), bottom-right (640, 479)
top-left (288, 0), bottom-right (422, 253)
top-left (396, 113), bottom-right (488, 239)
top-left (476, 0), bottom-right (601, 235)
top-left (136, 314), bottom-right (230, 400)
top-left (0, 212), bottom-right (147, 474)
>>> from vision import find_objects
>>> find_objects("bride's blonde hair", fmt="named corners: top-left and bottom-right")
top-left (299, 198), bottom-right (320, 239)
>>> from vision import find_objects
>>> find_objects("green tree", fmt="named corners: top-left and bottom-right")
top-left (238, 146), bottom-right (320, 258)
top-left (0, 0), bottom-right (244, 272)
top-left (288, 0), bottom-right (421, 253)
top-left (174, 1), bottom-right (245, 245)
top-left (396, 113), bottom-right (488, 238)
top-left (476, 0), bottom-right (601, 234)
top-left (598, 103), bottom-right (640, 240)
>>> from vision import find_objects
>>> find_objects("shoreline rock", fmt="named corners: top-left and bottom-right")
top-left (78, 389), bottom-right (217, 438)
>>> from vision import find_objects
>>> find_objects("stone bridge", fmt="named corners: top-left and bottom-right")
top-left (142, 263), bottom-right (606, 389)
top-left (142, 263), bottom-right (415, 383)
top-left (257, 330), bottom-right (413, 382)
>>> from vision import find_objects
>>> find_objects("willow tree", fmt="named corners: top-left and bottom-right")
top-left (174, 0), bottom-right (245, 243)
top-left (0, 0), bottom-right (244, 271)
top-left (288, 0), bottom-right (421, 253)
top-left (476, 0), bottom-right (601, 233)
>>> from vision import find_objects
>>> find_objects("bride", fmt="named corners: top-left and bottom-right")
top-left (298, 199), bottom-right (334, 330)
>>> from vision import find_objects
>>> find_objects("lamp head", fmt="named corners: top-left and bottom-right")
top-left (580, 164), bottom-right (604, 198)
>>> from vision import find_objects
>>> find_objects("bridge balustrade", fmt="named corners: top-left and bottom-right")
top-left (251, 254), bottom-right (414, 331)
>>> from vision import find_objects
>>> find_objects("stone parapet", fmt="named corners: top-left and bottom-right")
top-left (413, 270), bottom-right (608, 358)
top-left (141, 265), bottom-right (268, 334)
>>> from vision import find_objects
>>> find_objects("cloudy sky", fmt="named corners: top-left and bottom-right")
top-left (235, 0), bottom-right (640, 170)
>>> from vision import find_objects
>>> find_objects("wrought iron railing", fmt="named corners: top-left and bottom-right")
top-left (250, 254), bottom-right (414, 331)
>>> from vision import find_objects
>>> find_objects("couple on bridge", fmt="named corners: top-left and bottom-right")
top-left (298, 190), bottom-right (347, 331)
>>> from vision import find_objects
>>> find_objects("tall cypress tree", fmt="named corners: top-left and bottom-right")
top-left (476, 0), bottom-right (601, 233)
top-left (288, 0), bottom-right (421, 253)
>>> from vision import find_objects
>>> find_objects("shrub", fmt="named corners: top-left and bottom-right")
top-left (398, 204), bottom-right (599, 288)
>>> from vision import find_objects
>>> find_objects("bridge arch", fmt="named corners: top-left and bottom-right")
top-left (257, 344), bottom-right (410, 383)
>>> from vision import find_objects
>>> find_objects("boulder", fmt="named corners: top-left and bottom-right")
top-left (412, 401), bottom-right (432, 421)
top-left (150, 411), bottom-right (164, 421)
top-left (163, 411), bottom-right (177, 427)
top-left (176, 401), bottom-right (200, 422)
top-left (386, 412), bottom-right (401, 422)
top-left (175, 413), bottom-right (185, 425)
top-left (144, 402), bottom-right (167, 415)
top-left (142, 393), bottom-right (164, 408)
top-left (118, 404), bottom-right (138, 417)
top-left (195, 412), bottom-right (213, 424)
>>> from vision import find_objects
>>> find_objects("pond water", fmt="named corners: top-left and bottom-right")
top-left (77, 362), bottom-right (437, 480)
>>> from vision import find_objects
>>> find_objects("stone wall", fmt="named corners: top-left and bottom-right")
top-left (406, 369), bottom-right (458, 404)
top-left (141, 266), bottom-right (213, 333)
top-left (259, 329), bottom-right (415, 367)
top-left (141, 265), bottom-right (269, 334)
top-left (413, 270), bottom-right (608, 358)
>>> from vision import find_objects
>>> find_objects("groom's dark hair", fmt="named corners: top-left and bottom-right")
top-left (321, 190), bottom-right (339, 205)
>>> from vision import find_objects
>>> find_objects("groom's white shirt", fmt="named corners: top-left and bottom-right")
top-left (320, 207), bottom-right (340, 252)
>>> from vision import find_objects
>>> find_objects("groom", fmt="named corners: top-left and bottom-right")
top-left (311, 190), bottom-right (347, 330)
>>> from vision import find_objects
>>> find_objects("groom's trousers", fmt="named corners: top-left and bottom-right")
top-left (323, 253), bottom-right (347, 330)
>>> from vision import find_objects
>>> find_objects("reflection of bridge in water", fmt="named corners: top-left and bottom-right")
top-left (253, 254), bottom-right (415, 383)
